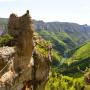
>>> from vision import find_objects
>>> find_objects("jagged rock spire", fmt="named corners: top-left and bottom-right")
top-left (0, 11), bottom-right (52, 90)
top-left (26, 10), bottom-right (29, 14)
top-left (8, 11), bottom-right (34, 75)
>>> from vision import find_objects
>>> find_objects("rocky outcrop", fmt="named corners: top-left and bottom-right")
top-left (8, 10), bottom-right (34, 89)
top-left (8, 10), bottom-right (34, 70)
top-left (32, 33), bottom-right (52, 90)
top-left (0, 11), bottom-right (52, 90)
top-left (84, 72), bottom-right (90, 85)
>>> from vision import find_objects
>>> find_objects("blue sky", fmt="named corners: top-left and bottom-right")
top-left (0, 0), bottom-right (90, 25)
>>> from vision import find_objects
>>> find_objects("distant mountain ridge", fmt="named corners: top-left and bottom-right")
top-left (33, 20), bottom-right (90, 31)
top-left (0, 18), bottom-right (90, 38)
top-left (33, 20), bottom-right (90, 43)
top-left (33, 20), bottom-right (90, 54)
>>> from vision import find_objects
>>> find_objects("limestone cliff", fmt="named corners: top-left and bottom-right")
top-left (0, 11), bottom-right (52, 90)
top-left (8, 10), bottom-right (34, 70)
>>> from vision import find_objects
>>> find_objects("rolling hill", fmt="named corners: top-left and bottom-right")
top-left (33, 20), bottom-right (90, 44)
top-left (60, 41), bottom-right (90, 74)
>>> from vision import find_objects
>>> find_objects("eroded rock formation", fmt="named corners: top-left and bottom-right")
top-left (0, 11), bottom-right (52, 90)
top-left (8, 10), bottom-right (34, 71)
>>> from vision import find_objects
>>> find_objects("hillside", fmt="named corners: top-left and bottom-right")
top-left (37, 30), bottom-right (76, 55)
top-left (59, 41), bottom-right (90, 75)
top-left (0, 18), bottom-right (90, 55)
top-left (45, 42), bottom-right (90, 90)
top-left (69, 42), bottom-right (90, 61)
top-left (33, 20), bottom-right (90, 44)
top-left (33, 20), bottom-right (90, 55)
top-left (0, 11), bottom-right (54, 90)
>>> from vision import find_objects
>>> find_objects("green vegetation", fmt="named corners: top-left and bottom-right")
top-left (38, 30), bottom-right (76, 55)
top-left (45, 72), bottom-right (86, 90)
top-left (0, 34), bottom-right (13, 46)
top-left (1, 18), bottom-right (90, 90)
top-left (52, 49), bottom-right (63, 66)
top-left (36, 28), bottom-right (90, 90)
top-left (35, 40), bottom-right (50, 57)
top-left (58, 42), bottom-right (90, 73)
top-left (45, 41), bottom-right (90, 90)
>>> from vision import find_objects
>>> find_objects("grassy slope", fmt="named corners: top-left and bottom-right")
top-left (45, 42), bottom-right (90, 90)
top-left (38, 30), bottom-right (76, 55)
top-left (69, 42), bottom-right (90, 62)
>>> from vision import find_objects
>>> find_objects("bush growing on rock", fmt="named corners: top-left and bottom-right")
top-left (0, 34), bottom-right (13, 46)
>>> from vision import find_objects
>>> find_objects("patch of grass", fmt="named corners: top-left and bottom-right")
top-left (0, 34), bottom-right (13, 46)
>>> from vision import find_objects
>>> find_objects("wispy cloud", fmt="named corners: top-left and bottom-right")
top-left (0, 0), bottom-right (15, 2)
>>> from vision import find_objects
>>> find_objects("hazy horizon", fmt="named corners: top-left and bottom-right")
top-left (0, 0), bottom-right (90, 25)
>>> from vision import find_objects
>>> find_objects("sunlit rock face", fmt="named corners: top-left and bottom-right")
top-left (7, 11), bottom-right (34, 89)
top-left (8, 11), bottom-right (34, 71)
top-left (6, 11), bottom-right (51, 90)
